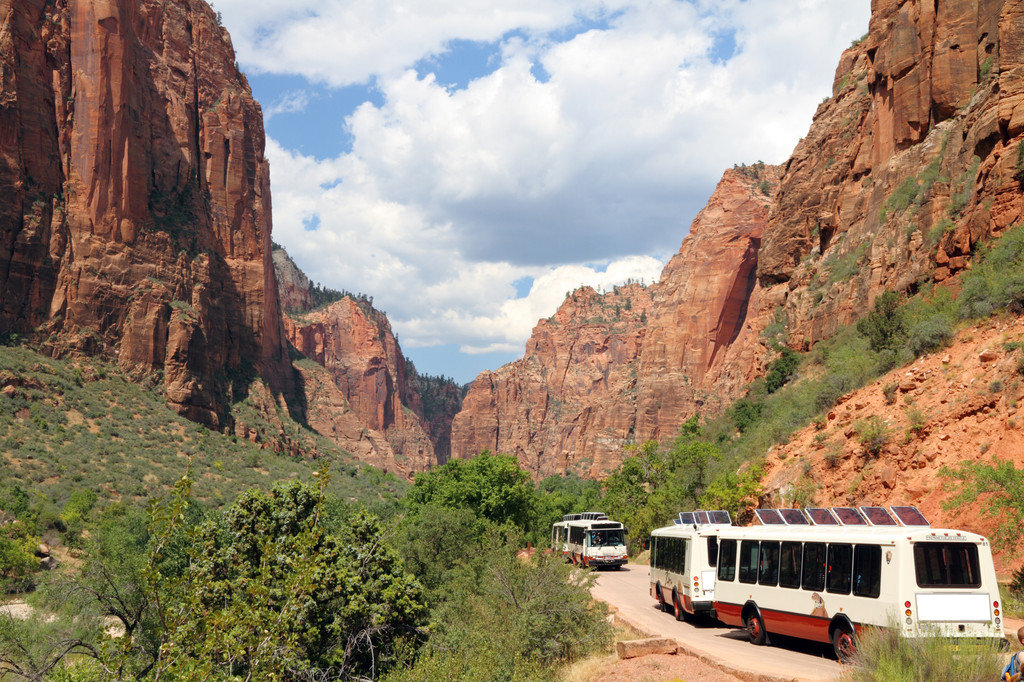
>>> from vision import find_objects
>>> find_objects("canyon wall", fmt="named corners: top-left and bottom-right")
top-left (449, 164), bottom-right (780, 479)
top-left (0, 0), bottom-right (290, 426)
top-left (452, 0), bottom-right (1024, 478)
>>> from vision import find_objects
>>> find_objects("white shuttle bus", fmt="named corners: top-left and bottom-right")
top-left (560, 512), bottom-right (628, 569)
top-left (649, 510), bottom-right (732, 621)
top-left (550, 514), bottom-right (576, 559)
top-left (711, 506), bottom-right (1004, 660)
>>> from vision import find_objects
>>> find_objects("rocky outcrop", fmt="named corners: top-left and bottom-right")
top-left (757, 0), bottom-right (1024, 348)
top-left (284, 297), bottom-right (439, 472)
top-left (634, 166), bottom-right (779, 444)
top-left (452, 0), bottom-right (1024, 478)
top-left (451, 283), bottom-right (654, 478)
top-left (272, 248), bottom-right (313, 313)
top-left (0, 0), bottom-right (290, 425)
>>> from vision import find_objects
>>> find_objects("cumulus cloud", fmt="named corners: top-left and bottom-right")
top-left (228, 0), bottom-right (869, 368)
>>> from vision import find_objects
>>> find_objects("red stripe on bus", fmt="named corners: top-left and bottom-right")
top-left (760, 608), bottom-right (832, 643)
top-left (715, 601), bottom-right (744, 627)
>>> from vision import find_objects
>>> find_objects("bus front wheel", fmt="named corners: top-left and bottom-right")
top-left (831, 624), bottom-right (856, 662)
top-left (744, 610), bottom-right (767, 646)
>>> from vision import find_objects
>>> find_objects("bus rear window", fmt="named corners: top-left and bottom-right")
top-left (914, 543), bottom-right (981, 588)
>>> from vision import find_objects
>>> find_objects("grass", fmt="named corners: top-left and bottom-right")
top-left (842, 622), bottom-right (1006, 681)
top-left (0, 345), bottom-right (407, 519)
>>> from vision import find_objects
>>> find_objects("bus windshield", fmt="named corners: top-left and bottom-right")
top-left (588, 530), bottom-right (625, 547)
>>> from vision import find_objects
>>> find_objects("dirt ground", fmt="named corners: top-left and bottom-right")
top-left (591, 651), bottom-right (743, 682)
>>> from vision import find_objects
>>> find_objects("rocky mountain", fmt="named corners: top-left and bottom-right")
top-left (451, 0), bottom-right (1024, 478)
top-left (274, 248), bottom-right (463, 473)
top-left (451, 167), bottom-right (779, 477)
top-left (1, 0), bottom-right (290, 426)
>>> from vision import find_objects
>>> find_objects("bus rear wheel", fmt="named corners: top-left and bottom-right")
top-left (831, 624), bottom-right (856, 662)
top-left (673, 592), bottom-right (687, 622)
top-left (744, 610), bottom-right (767, 646)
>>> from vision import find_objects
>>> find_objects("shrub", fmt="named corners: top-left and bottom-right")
top-left (845, 620), bottom-right (1004, 681)
top-left (882, 382), bottom-right (898, 404)
top-left (764, 347), bottom-right (800, 394)
top-left (855, 416), bottom-right (891, 456)
top-left (958, 224), bottom-right (1024, 318)
top-left (905, 407), bottom-right (928, 435)
top-left (857, 291), bottom-right (907, 354)
top-left (906, 317), bottom-right (953, 356)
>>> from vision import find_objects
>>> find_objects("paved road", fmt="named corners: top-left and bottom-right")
top-left (591, 565), bottom-right (843, 682)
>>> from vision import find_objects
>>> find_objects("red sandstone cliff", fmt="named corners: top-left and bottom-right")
top-left (284, 297), bottom-right (440, 473)
top-left (757, 0), bottom-right (1024, 347)
top-left (450, 171), bottom-right (776, 477)
top-left (452, 0), bottom-right (1024, 478)
top-left (0, 0), bottom-right (290, 425)
top-left (450, 283), bottom-right (654, 478)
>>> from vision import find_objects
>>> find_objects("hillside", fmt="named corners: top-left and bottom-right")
top-left (760, 312), bottom-right (1024, 572)
top-left (450, 0), bottom-right (1024, 479)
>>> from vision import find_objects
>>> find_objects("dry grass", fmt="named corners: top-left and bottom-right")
top-left (558, 618), bottom-right (651, 681)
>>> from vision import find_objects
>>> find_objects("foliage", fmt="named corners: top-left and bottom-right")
top-left (941, 456), bottom-right (1024, 554)
top-left (855, 416), bottom-right (891, 456)
top-left (957, 223), bottom-right (1024, 319)
top-left (763, 346), bottom-right (800, 394)
top-left (729, 397), bottom-right (765, 433)
top-left (159, 475), bottom-right (426, 680)
top-left (856, 291), bottom-right (907, 356)
top-left (397, 503), bottom-right (492, 599)
top-left (406, 451), bottom-right (536, 532)
top-left (389, 547), bottom-right (611, 682)
top-left (843, 621), bottom-right (1004, 681)
top-left (0, 344), bottom-right (405, 524)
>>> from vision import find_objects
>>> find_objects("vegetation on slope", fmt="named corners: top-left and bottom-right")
top-left (1, 453), bottom-right (612, 681)
top-left (601, 223), bottom-right (1024, 547)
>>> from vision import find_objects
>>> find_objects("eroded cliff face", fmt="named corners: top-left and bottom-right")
top-left (758, 0), bottom-right (1024, 347)
top-left (452, 0), bottom-right (1024, 478)
top-left (0, 0), bottom-right (290, 425)
top-left (450, 171), bottom-right (777, 477)
top-left (284, 297), bottom-right (439, 473)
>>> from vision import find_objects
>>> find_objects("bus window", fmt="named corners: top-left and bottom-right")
top-left (739, 540), bottom-right (760, 584)
top-left (802, 542), bottom-right (826, 591)
top-left (650, 537), bottom-right (658, 569)
top-left (589, 529), bottom-right (625, 547)
top-left (707, 536), bottom-right (719, 567)
top-left (718, 539), bottom-right (737, 582)
top-left (914, 543), bottom-right (981, 588)
top-left (779, 541), bottom-right (802, 589)
top-left (827, 544), bottom-right (853, 594)
top-left (853, 545), bottom-right (882, 598)
top-left (759, 541), bottom-right (780, 586)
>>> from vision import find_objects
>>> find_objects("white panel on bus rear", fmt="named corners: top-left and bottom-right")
top-left (915, 593), bottom-right (991, 622)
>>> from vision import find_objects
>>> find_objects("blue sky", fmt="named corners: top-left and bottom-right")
top-left (216, 0), bottom-right (870, 383)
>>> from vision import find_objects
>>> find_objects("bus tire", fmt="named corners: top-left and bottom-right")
top-left (831, 623), bottom-right (856, 662)
top-left (744, 609), bottom-right (768, 646)
top-left (656, 584), bottom-right (671, 613)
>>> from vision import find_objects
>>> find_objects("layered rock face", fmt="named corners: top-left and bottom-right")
top-left (758, 0), bottom-right (1024, 347)
top-left (451, 171), bottom-right (776, 477)
top-left (0, 0), bottom-right (289, 425)
top-left (453, 0), bottom-right (1024, 478)
top-left (634, 166), bottom-right (780, 444)
top-left (284, 297), bottom-right (440, 472)
top-left (451, 283), bottom-right (653, 478)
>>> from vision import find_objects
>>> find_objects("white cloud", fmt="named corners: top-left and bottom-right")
top-left (242, 0), bottom-right (870, 369)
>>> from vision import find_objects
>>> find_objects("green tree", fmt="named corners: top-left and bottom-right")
top-left (407, 451), bottom-right (536, 531)
top-left (160, 476), bottom-right (426, 680)
top-left (390, 546), bottom-right (611, 682)
top-left (856, 291), bottom-right (907, 362)
top-left (941, 457), bottom-right (1024, 554)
